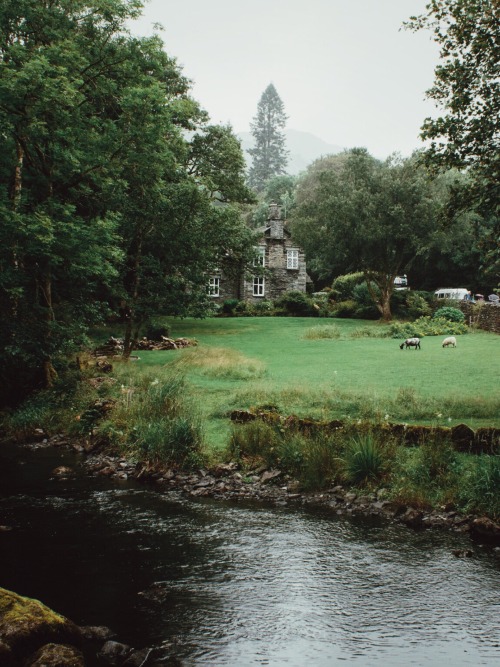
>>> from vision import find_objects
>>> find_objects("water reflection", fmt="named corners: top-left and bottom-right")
top-left (0, 444), bottom-right (499, 666)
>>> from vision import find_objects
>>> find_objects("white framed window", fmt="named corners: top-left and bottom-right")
top-left (253, 276), bottom-right (265, 297)
top-left (208, 276), bottom-right (220, 297)
top-left (287, 249), bottom-right (299, 269)
top-left (253, 246), bottom-right (266, 267)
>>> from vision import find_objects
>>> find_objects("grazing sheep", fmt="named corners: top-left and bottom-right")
top-left (442, 336), bottom-right (457, 348)
top-left (400, 337), bottom-right (421, 350)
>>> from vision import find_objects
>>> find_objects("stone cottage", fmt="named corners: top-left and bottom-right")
top-left (208, 203), bottom-right (309, 304)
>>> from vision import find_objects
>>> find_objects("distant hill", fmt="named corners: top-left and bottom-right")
top-left (237, 128), bottom-right (343, 176)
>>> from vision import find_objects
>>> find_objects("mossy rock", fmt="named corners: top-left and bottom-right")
top-left (25, 643), bottom-right (85, 666)
top-left (0, 587), bottom-right (81, 660)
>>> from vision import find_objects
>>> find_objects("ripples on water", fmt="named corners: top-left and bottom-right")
top-left (0, 446), bottom-right (499, 666)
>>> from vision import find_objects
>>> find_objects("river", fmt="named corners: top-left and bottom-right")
top-left (0, 442), bottom-right (499, 666)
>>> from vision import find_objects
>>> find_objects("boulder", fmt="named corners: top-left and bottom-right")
top-left (97, 640), bottom-right (132, 665)
top-left (0, 587), bottom-right (81, 661)
top-left (25, 643), bottom-right (85, 666)
top-left (470, 517), bottom-right (500, 544)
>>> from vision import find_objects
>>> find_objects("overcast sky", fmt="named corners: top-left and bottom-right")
top-left (130, 0), bottom-right (441, 159)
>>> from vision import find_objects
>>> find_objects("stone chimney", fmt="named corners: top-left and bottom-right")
top-left (268, 202), bottom-right (284, 239)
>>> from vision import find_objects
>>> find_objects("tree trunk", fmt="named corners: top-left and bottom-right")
top-left (122, 234), bottom-right (143, 359)
top-left (40, 272), bottom-right (58, 387)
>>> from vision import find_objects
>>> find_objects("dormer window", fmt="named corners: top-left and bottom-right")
top-left (287, 249), bottom-right (299, 269)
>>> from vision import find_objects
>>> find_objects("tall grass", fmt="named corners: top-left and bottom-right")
top-left (343, 433), bottom-right (388, 485)
top-left (303, 325), bottom-right (341, 339)
top-left (172, 346), bottom-right (265, 380)
top-left (98, 368), bottom-right (203, 467)
top-left (458, 455), bottom-right (500, 517)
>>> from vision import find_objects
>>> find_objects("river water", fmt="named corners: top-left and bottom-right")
top-left (0, 443), bottom-right (499, 666)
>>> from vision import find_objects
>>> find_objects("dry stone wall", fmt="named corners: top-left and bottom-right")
top-left (459, 302), bottom-right (500, 334)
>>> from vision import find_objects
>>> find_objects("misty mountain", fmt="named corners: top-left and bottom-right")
top-left (237, 128), bottom-right (343, 176)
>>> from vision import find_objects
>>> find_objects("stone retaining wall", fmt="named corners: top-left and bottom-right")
top-left (459, 301), bottom-right (500, 334)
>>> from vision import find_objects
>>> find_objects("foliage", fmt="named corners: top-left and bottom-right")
top-left (458, 455), bottom-right (500, 517)
top-left (331, 272), bottom-right (366, 300)
top-left (405, 1), bottom-right (500, 287)
top-left (389, 316), bottom-right (467, 338)
top-left (248, 175), bottom-right (298, 228)
top-left (144, 321), bottom-right (171, 340)
top-left (222, 299), bottom-right (240, 315)
top-left (405, 292), bottom-right (433, 319)
top-left (343, 433), bottom-right (388, 485)
top-left (292, 150), bottom-right (440, 320)
top-left (274, 290), bottom-right (317, 316)
top-left (405, 1), bottom-right (499, 200)
top-left (99, 370), bottom-right (203, 467)
top-left (330, 300), bottom-right (358, 318)
top-left (247, 84), bottom-right (289, 192)
top-left (433, 306), bottom-right (465, 323)
top-left (0, 0), bottom-right (256, 404)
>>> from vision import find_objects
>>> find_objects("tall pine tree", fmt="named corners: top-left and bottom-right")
top-left (248, 84), bottom-right (289, 191)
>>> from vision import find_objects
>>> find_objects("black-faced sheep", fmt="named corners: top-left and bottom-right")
top-left (400, 337), bottom-right (421, 350)
top-left (442, 336), bottom-right (457, 348)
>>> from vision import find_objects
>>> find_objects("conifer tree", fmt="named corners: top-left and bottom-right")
top-left (248, 84), bottom-right (289, 191)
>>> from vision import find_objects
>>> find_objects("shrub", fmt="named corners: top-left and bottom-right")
top-left (331, 300), bottom-right (357, 318)
top-left (144, 320), bottom-right (170, 340)
top-left (405, 293), bottom-right (432, 319)
top-left (222, 299), bottom-right (240, 315)
top-left (389, 316), bottom-right (467, 338)
top-left (433, 306), bottom-right (465, 323)
top-left (274, 290), bottom-right (317, 316)
top-left (253, 300), bottom-right (274, 315)
top-left (228, 420), bottom-right (280, 464)
top-left (331, 272), bottom-right (365, 300)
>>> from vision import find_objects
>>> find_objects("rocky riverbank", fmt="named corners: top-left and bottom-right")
top-left (0, 586), bottom-right (172, 667)
top-left (30, 432), bottom-right (500, 547)
top-left (3, 434), bottom-right (500, 667)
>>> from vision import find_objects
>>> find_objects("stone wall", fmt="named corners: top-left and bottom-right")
top-left (459, 302), bottom-right (500, 334)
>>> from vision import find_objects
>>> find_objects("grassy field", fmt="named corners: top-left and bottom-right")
top-left (119, 317), bottom-right (500, 450)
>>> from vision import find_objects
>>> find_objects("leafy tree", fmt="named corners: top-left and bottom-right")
top-left (291, 150), bottom-right (439, 321)
top-left (247, 83), bottom-right (289, 191)
top-left (0, 0), bottom-right (256, 400)
top-left (405, 0), bottom-right (500, 287)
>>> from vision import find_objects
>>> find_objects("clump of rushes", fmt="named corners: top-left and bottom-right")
top-left (343, 433), bottom-right (387, 485)
top-left (98, 370), bottom-right (203, 468)
top-left (458, 455), bottom-right (500, 518)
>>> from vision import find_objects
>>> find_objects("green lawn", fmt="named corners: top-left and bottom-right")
top-left (129, 317), bottom-right (500, 449)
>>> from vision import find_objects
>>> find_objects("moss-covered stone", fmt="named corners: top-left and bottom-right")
top-left (0, 587), bottom-right (81, 660)
top-left (25, 643), bottom-right (85, 667)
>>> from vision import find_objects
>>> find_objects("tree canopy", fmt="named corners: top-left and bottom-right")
top-left (0, 0), bottom-right (255, 402)
top-left (406, 0), bottom-right (499, 287)
top-left (291, 150), bottom-right (440, 320)
top-left (247, 83), bottom-right (289, 192)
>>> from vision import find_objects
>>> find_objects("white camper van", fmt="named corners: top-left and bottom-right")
top-left (434, 288), bottom-right (469, 301)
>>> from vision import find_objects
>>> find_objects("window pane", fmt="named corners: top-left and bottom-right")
top-left (208, 276), bottom-right (220, 296)
top-left (253, 276), bottom-right (264, 296)
top-left (287, 249), bottom-right (298, 269)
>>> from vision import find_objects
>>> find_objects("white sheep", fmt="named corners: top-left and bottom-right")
top-left (442, 336), bottom-right (457, 348)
